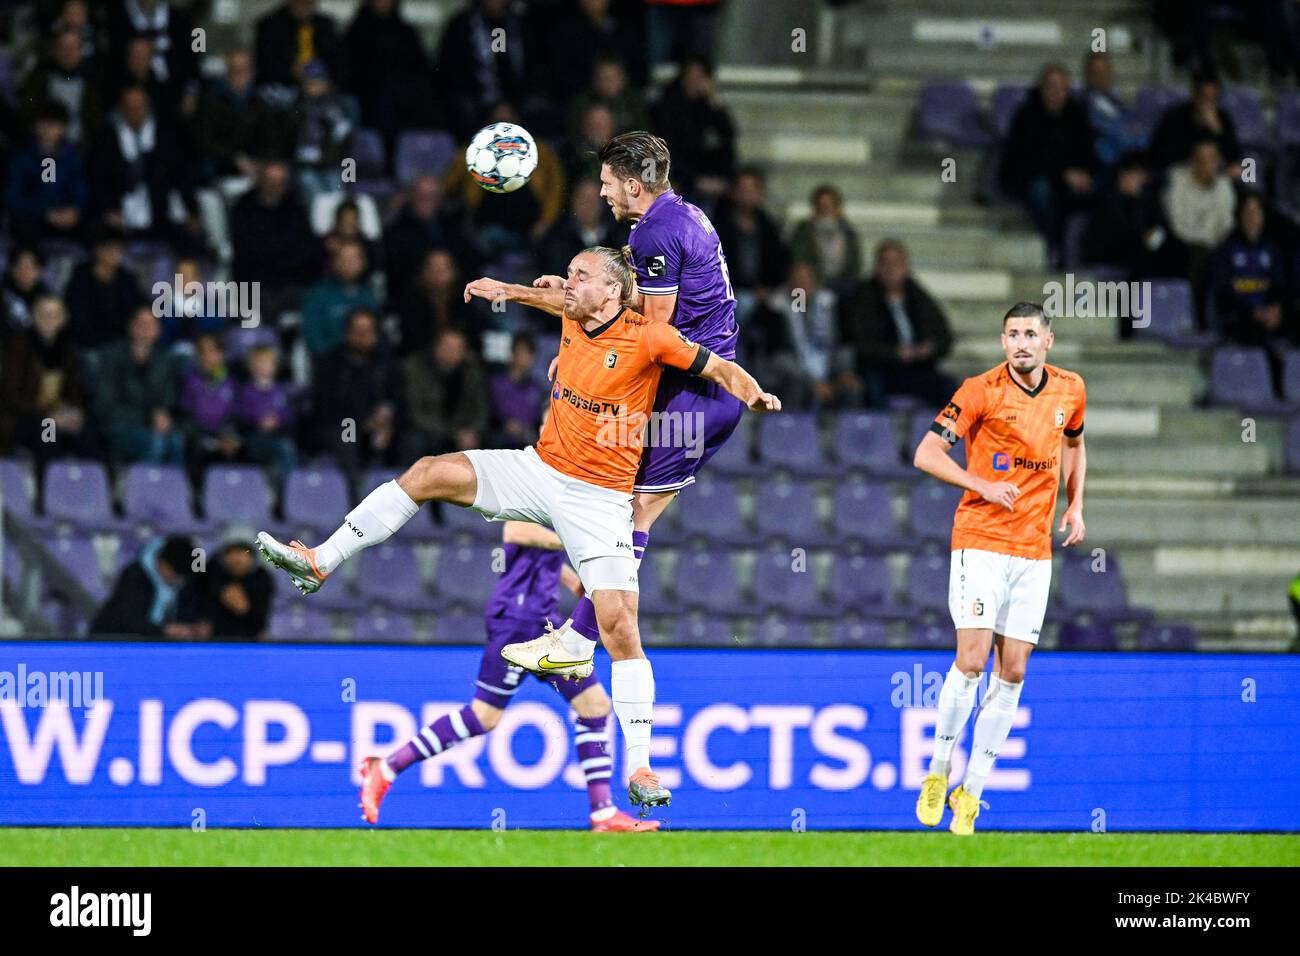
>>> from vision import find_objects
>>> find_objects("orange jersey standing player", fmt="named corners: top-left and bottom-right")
top-left (255, 247), bottom-right (780, 818)
top-left (910, 301), bottom-right (1087, 835)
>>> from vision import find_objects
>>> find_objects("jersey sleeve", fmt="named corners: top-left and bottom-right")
top-left (1064, 378), bottom-right (1086, 437)
top-left (930, 376), bottom-right (986, 445)
top-left (631, 222), bottom-right (682, 297)
top-left (644, 320), bottom-right (708, 373)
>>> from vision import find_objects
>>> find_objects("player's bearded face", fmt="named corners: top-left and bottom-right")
top-left (599, 165), bottom-right (634, 220)
top-left (564, 255), bottom-right (617, 318)
top-left (1001, 317), bottom-right (1051, 371)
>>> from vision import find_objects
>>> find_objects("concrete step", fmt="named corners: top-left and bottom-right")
top-left (1081, 498), bottom-right (1300, 546)
top-left (838, 223), bottom-right (1043, 270)
top-left (940, 357), bottom-right (1205, 406)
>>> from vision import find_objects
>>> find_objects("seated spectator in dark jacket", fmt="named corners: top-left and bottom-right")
top-left (712, 167), bottom-right (790, 323)
top-left (18, 27), bottom-right (104, 144)
top-left (63, 226), bottom-right (142, 349)
top-left (488, 333), bottom-right (546, 447)
top-left (5, 103), bottom-right (87, 245)
top-left (998, 63), bottom-right (1097, 267)
top-left (91, 306), bottom-right (183, 464)
top-left (181, 333), bottom-right (241, 468)
top-left (538, 179), bottom-right (622, 274)
top-left (838, 240), bottom-right (956, 408)
top-left (108, 35), bottom-right (185, 128)
top-left (201, 537), bottom-right (272, 641)
top-left (89, 534), bottom-right (201, 639)
top-left (191, 49), bottom-right (281, 182)
top-left (233, 344), bottom-right (298, 481)
top-left (321, 199), bottom-right (381, 279)
top-left (561, 103), bottom-right (616, 188)
top-left (104, 0), bottom-right (200, 119)
top-left (649, 56), bottom-right (735, 203)
top-left (156, 256), bottom-right (226, 350)
top-left (302, 238), bottom-right (379, 355)
top-left (312, 308), bottom-right (398, 474)
top-left (383, 174), bottom-right (462, 303)
top-left (1, 246), bottom-right (52, 332)
top-left (436, 0), bottom-right (533, 136)
top-left (399, 326), bottom-right (489, 461)
top-left (1080, 51), bottom-right (1148, 177)
top-left (254, 0), bottom-right (341, 92)
top-left (788, 184), bottom-right (862, 291)
top-left (341, 0), bottom-right (435, 144)
top-left (1150, 72), bottom-right (1242, 176)
top-left (396, 248), bottom-right (477, 357)
top-left (230, 159), bottom-right (322, 319)
top-left (546, 2), bottom-right (647, 102)
top-left (1084, 151), bottom-right (1185, 277)
top-left (0, 295), bottom-right (88, 463)
top-left (290, 59), bottom-right (359, 201)
top-left (567, 54), bottom-right (649, 139)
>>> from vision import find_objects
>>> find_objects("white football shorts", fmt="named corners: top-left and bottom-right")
top-left (948, 547), bottom-right (1052, 645)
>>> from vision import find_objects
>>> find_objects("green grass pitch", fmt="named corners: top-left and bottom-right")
top-left (2, 829), bottom-right (1296, 867)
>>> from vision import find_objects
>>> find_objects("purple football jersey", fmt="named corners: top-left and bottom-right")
top-left (629, 189), bottom-right (739, 359)
top-left (484, 543), bottom-right (565, 622)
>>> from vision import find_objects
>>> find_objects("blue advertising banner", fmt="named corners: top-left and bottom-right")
top-left (0, 642), bottom-right (1297, 831)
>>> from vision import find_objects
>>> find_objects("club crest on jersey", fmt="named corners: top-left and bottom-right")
top-left (605, 348), bottom-right (618, 368)
top-left (647, 254), bottom-right (666, 278)
top-left (1055, 408), bottom-right (1065, 427)
top-left (941, 401), bottom-right (962, 423)
top-left (972, 599), bottom-right (984, 616)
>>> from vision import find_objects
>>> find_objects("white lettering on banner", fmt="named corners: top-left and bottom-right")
top-left (139, 699), bottom-right (164, 785)
top-left (168, 699), bottom-right (238, 786)
top-left (750, 705), bottom-right (814, 789)
top-left (420, 703), bottom-right (487, 787)
top-left (243, 701), bottom-right (310, 785)
top-left (0, 700), bottom-right (113, 783)
top-left (682, 703), bottom-right (752, 790)
top-left (350, 701), bottom-right (417, 783)
top-left (490, 703), bottom-right (568, 788)
top-left (647, 704), bottom-right (682, 790)
top-left (809, 704), bottom-right (870, 790)
top-left (900, 706), bottom-right (1030, 791)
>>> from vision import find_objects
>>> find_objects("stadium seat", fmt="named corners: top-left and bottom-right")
top-left (905, 552), bottom-right (950, 613)
top-left (828, 552), bottom-right (904, 618)
top-left (907, 621), bottom-right (953, 649)
top-left (121, 464), bottom-right (208, 534)
top-left (43, 459), bottom-right (126, 531)
top-left (352, 609), bottom-right (419, 643)
top-left (991, 84), bottom-right (1029, 137)
top-left (268, 606), bottom-right (333, 642)
top-left (432, 611), bottom-right (485, 645)
top-left (757, 412), bottom-right (836, 477)
top-left (1208, 347), bottom-right (1290, 414)
top-left (834, 411), bottom-right (912, 477)
top-left (395, 129), bottom-right (457, 185)
top-left (1281, 350), bottom-right (1300, 408)
top-left (309, 191), bottom-right (383, 239)
top-left (833, 478), bottom-right (906, 550)
top-left (270, 556), bottom-right (365, 611)
top-left (203, 465), bottom-right (274, 527)
top-left (909, 411), bottom-right (965, 468)
top-left (908, 482), bottom-right (963, 542)
top-left (753, 479), bottom-right (825, 545)
top-left (751, 617), bottom-right (815, 647)
top-left (1137, 622), bottom-right (1198, 652)
top-left (0, 458), bottom-right (39, 527)
top-left (917, 80), bottom-right (993, 147)
top-left (1132, 87), bottom-right (1186, 138)
top-left (635, 556), bottom-right (679, 617)
top-left (751, 548), bottom-right (835, 618)
top-left (436, 543), bottom-right (501, 610)
top-left (831, 619), bottom-right (892, 648)
top-left (354, 541), bottom-right (440, 612)
top-left (673, 477), bottom-right (758, 547)
top-left (670, 617), bottom-right (736, 647)
top-left (673, 549), bottom-right (746, 616)
top-left (1057, 621), bottom-right (1118, 651)
top-left (283, 466), bottom-right (352, 535)
top-left (1056, 554), bottom-right (1150, 623)
top-left (42, 534), bottom-right (108, 603)
top-left (433, 498), bottom-right (496, 541)
top-left (349, 127), bottom-right (393, 198)
top-left (707, 419), bottom-right (763, 478)
top-left (1221, 87), bottom-right (1270, 149)
top-left (1279, 92), bottom-right (1300, 147)
top-left (1136, 279), bottom-right (1217, 347)
top-left (224, 326), bottom-right (278, 362)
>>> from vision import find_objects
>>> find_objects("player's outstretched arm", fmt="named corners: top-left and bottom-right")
top-left (913, 431), bottom-right (1020, 511)
top-left (697, 352), bottom-right (781, 413)
top-left (463, 277), bottom-right (565, 317)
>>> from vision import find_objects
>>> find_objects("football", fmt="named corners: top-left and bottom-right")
top-left (465, 122), bottom-right (538, 194)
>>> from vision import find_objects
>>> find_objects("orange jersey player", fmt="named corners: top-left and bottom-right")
top-left (910, 301), bottom-right (1087, 835)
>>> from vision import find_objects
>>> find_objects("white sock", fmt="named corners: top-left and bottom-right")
top-left (314, 480), bottom-right (419, 573)
top-left (611, 657), bottom-right (655, 772)
top-left (557, 621), bottom-right (598, 658)
top-left (963, 676), bottom-right (1024, 799)
top-left (928, 664), bottom-right (981, 778)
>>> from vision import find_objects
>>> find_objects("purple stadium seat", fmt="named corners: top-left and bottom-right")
top-left (1057, 554), bottom-right (1148, 622)
top-left (0, 458), bottom-right (38, 525)
top-left (432, 611), bottom-right (485, 645)
top-left (43, 535), bottom-right (108, 603)
top-left (908, 621), bottom-right (952, 649)
top-left (670, 617), bottom-right (736, 647)
top-left (1137, 622), bottom-right (1198, 651)
top-left (673, 549), bottom-right (745, 616)
top-left (352, 609), bottom-right (418, 643)
top-left (918, 80), bottom-right (993, 147)
top-left (835, 411), bottom-right (911, 477)
top-left (757, 412), bottom-right (835, 476)
top-left (268, 606), bottom-right (333, 641)
top-left (395, 129), bottom-right (456, 185)
top-left (833, 478), bottom-right (905, 549)
top-left (908, 482), bottom-right (963, 542)
top-left (753, 479), bottom-right (824, 544)
top-left (1279, 93), bottom-right (1300, 147)
top-left (270, 557), bottom-right (365, 610)
top-left (283, 466), bottom-right (351, 533)
top-left (910, 411), bottom-right (965, 468)
top-left (224, 326), bottom-right (278, 362)
top-left (831, 619), bottom-right (892, 648)
top-left (635, 557), bottom-right (678, 616)
top-left (435, 499), bottom-right (497, 541)
top-left (1137, 279), bottom-right (1217, 347)
top-left (751, 548), bottom-right (834, 618)
top-left (350, 127), bottom-right (393, 198)
top-left (1282, 350), bottom-right (1300, 407)
top-left (905, 552), bottom-right (950, 613)
top-left (44, 459), bottom-right (124, 531)
top-left (3, 541), bottom-right (23, 600)
top-left (1286, 419), bottom-right (1300, 474)
top-left (354, 541), bottom-right (440, 611)
top-left (1132, 87), bottom-right (1186, 138)
top-left (828, 552), bottom-right (903, 617)
top-left (751, 618), bottom-right (815, 647)
top-left (121, 464), bottom-right (206, 533)
top-left (436, 543), bottom-right (501, 610)
top-left (1221, 87), bottom-right (1269, 149)
top-left (992, 84), bottom-right (1029, 137)
top-left (203, 465), bottom-right (273, 527)
top-left (1208, 347), bottom-right (1289, 413)
top-left (1058, 621), bottom-right (1118, 651)
top-left (707, 420), bottom-right (762, 477)
top-left (673, 477), bottom-right (757, 547)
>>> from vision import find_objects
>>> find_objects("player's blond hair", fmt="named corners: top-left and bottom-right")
top-left (582, 245), bottom-right (638, 308)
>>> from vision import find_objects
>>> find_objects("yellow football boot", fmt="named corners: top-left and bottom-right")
top-left (915, 772), bottom-right (949, 828)
top-left (947, 784), bottom-right (986, 835)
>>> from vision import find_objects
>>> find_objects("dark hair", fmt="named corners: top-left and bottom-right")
top-left (597, 131), bottom-right (672, 192)
top-left (510, 332), bottom-right (537, 354)
top-left (34, 100), bottom-right (70, 126)
top-left (89, 224), bottom-right (126, 249)
top-left (158, 535), bottom-right (196, 577)
top-left (810, 183), bottom-right (841, 206)
top-left (1116, 149), bottom-right (1149, 173)
top-left (736, 164), bottom-right (767, 185)
top-left (873, 237), bottom-right (908, 262)
top-left (1003, 301), bottom-right (1051, 328)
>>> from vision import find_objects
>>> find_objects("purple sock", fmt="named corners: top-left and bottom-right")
top-left (386, 704), bottom-right (486, 776)
top-left (569, 530), bottom-right (650, 642)
top-left (573, 713), bottom-right (613, 811)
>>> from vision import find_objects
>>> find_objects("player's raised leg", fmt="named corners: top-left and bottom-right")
top-left (257, 452), bottom-right (477, 592)
top-left (916, 627), bottom-right (992, 827)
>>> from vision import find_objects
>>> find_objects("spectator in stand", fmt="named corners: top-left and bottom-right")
top-left (229, 159), bottom-right (321, 320)
top-left (746, 261), bottom-right (856, 410)
top-left (1211, 192), bottom-right (1296, 396)
top-left (1080, 51), bottom-right (1148, 179)
top-left (788, 184), bottom-right (862, 292)
top-left (998, 63), bottom-right (1097, 268)
top-left (383, 174), bottom-right (462, 303)
top-left (109, 35), bottom-right (183, 127)
top-left (649, 55), bottom-right (736, 204)
top-left (711, 166), bottom-right (789, 324)
top-left (200, 536), bottom-right (273, 641)
top-left (547, 0), bottom-right (647, 101)
top-left (488, 333), bottom-right (546, 448)
top-left (104, 0), bottom-right (200, 117)
top-left (437, 0), bottom-right (535, 137)
top-left (342, 0), bottom-right (435, 151)
top-left (1150, 72), bottom-right (1242, 177)
top-left (646, 0), bottom-right (723, 68)
top-left (180, 332), bottom-right (241, 470)
top-left (157, 256), bottom-right (225, 350)
top-left (233, 344), bottom-right (298, 481)
top-left (191, 49), bottom-right (279, 183)
top-left (92, 306), bottom-right (183, 465)
top-left (838, 239), bottom-right (956, 408)
top-left (290, 59), bottom-right (359, 200)
top-left (568, 53), bottom-right (649, 139)
top-left (89, 534), bottom-right (202, 639)
top-left (1, 245), bottom-right (51, 332)
top-left (63, 225), bottom-right (142, 350)
top-left (1162, 137), bottom-right (1236, 298)
top-left (396, 248), bottom-right (476, 358)
top-left (18, 27), bottom-right (104, 144)
top-left (322, 199), bottom-right (380, 279)
top-left (0, 295), bottom-right (87, 463)
top-left (254, 0), bottom-right (341, 93)
top-left (311, 308), bottom-right (398, 475)
top-left (562, 103), bottom-right (617, 188)
top-left (444, 102), bottom-right (564, 263)
top-left (48, 1), bottom-right (101, 66)
top-left (399, 326), bottom-right (489, 461)
top-left (5, 103), bottom-right (87, 245)
top-left (539, 179), bottom-right (622, 274)
top-left (301, 238), bottom-right (379, 356)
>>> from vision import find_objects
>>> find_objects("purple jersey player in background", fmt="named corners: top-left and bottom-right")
top-left (477, 131), bottom-right (744, 665)
top-left (358, 519), bottom-right (661, 833)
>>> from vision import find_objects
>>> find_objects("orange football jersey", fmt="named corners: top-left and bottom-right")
top-left (535, 306), bottom-right (707, 492)
top-left (931, 362), bottom-right (1086, 560)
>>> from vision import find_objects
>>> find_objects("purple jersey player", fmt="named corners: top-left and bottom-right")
top-left (358, 520), bottom-right (661, 832)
